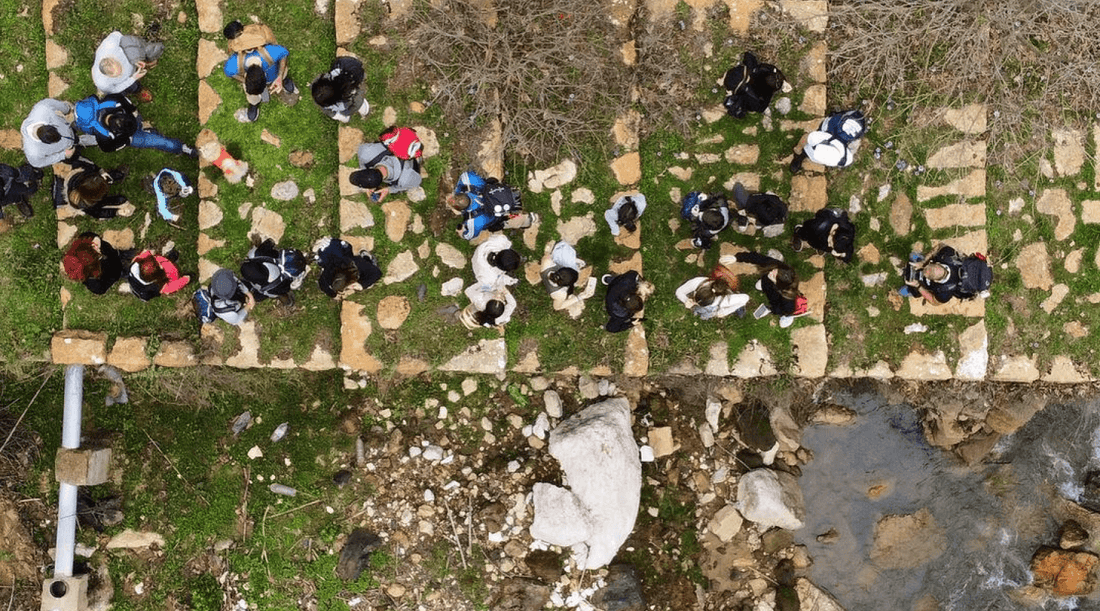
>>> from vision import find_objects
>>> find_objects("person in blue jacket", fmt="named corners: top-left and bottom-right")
top-left (74, 93), bottom-right (195, 157)
top-left (222, 20), bottom-right (296, 122)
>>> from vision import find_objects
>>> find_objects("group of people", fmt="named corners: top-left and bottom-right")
top-left (14, 26), bottom-right (996, 345)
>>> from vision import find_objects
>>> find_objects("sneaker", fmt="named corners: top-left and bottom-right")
top-left (791, 236), bottom-right (804, 252)
top-left (333, 113), bottom-right (350, 123)
top-left (166, 249), bottom-right (179, 263)
top-left (181, 144), bottom-right (198, 159)
top-left (601, 274), bottom-right (614, 286)
top-left (357, 99), bottom-right (371, 117)
top-left (789, 152), bottom-right (804, 174)
top-left (246, 104), bottom-right (259, 123)
top-left (283, 78), bottom-right (297, 94)
top-left (277, 293), bottom-right (295, 308)
top-left (733, 306), bottom-right (747, 319)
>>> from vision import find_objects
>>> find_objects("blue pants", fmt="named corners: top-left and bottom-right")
top-left (131, 129), bottom-right (185, 155)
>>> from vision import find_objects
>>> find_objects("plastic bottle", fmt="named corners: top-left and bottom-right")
top-left (269, 483), bottom-right (297, 496)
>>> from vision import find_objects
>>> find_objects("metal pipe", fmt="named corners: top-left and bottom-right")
top-left (54, 365), bottom-right (84, 578)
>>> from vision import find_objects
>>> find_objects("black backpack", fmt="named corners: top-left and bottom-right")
top-left (955, 253), bottom-right (992, 299)
top-left (482, 178), bottom-right (521, 218)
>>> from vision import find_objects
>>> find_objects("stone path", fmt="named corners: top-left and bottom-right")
top-left (31, 0), bottom-right (1100, 383)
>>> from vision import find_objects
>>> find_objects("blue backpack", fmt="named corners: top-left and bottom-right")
top-left (823, 110), bottom-right (867, 145)
top-left (193, 288), bottom-right (215, 324)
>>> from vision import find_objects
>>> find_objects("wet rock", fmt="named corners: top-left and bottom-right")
top-left (809, 404), bottom-right (855, 425)
top-left (870, 508), bottom-right (946, 569)
top-left (816, 528), bottom-right (839, 544)
top-left (954, 430), bottom-right (1001, 466)
top-left (795, 578), bottom-right (845, 611)
top-left (762, 528), bottom-right (795, 554)
top-left (736, 400), bottom-right (776, 451)
top-left (336, 529), bottom-right (382, 581)
top-left (775, 585), bottom-right (800, 611)
top-left (525, 550), bottom-right (563, 583)
top-left (590, 564), bottom-right (645, 611)
top-left (1080, 472), bottom-right (1100, 514)
top-left (1060, 520), bottom-right (1090, 551)
top-left (1030, 546), bottom-right (1099, 596)
top-left (736, 469), bottom-right (805, 530)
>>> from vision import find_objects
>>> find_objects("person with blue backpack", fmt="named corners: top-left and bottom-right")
top-left (681, 191), bottom-right (731, 249)
top-left (74, 93), bottom-right (197, 157)
top-left (448, 170), bottom-right (537, 241)
top-left (193, 269), bottom-right (255, 326)
top-left (790, 110), bottom-right (866, 173)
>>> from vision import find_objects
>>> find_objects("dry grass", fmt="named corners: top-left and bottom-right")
top-left (825, 0), bottom-right (1100, 167)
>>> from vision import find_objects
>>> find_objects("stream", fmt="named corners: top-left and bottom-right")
top-left (794, 389), bottom-right (1100, 611)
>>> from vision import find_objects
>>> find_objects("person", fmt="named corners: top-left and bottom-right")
top-left (222, 19), bottom-right (295, 122)
top-left (311, 56), bottom-right (369, 122)
top-left (127, 249), bottom-right (191, 301)
top-left (604, 193), bottom-right (646, 237)
top-left (722, 51), bottom-right (785, 118)
top-left (74, 93), bottom-right (197, 157)
top-left (91, 30), bottom-right (163, 102)
top-left (21, 98), bottom-right (89, 168)
top-left (734, 251), bottom-right (808, 328)
top-left (142, 168), bottom-right (193, 225)
top-left (350, 137), bottom-right (422, 203)
top-left (900, 245), bottom-right (992, 305)
top-left (0, 163), bottom-right (44, 219)
top-left (792, 208), bottom-right (855, 263)
top-left (470, 234), bottom-right (521, 292)
top-left (449, 171), bottom-right (537, 241)
top-left (62, 232), bottom-right (134, 294)
top-left (312, 237), bottom-right (382, 298)
top-left (540, 241), bottom-right (597, 319)
top-left (51, 156), bottom-right (131, 219)
top-left (681, 191), bottom-right (731, 250)
top-left (791, 110), bottom-right (867, 172)
top-left (460, 283), bottom-right (516, 329)
top-left (602, 270), bottom-right (653, 333)
top-left (676, 265), bottom-right (749, 320)
top-left (731, 182), bottom-right (788, 238)
top-left (194, 269), bottom-right (254, 326)
top-left (239, 237), bottom-right (308, 306)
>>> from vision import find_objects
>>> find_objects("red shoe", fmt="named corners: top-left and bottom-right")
top-left (135, 88), bottom-right (153, 103)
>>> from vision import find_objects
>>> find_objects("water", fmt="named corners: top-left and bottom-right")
top-left (795, 389), bottom-right (1100, 611)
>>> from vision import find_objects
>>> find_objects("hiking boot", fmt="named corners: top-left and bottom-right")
top-left (277, 293), bottom-right (295, 308)
top-left (733, 182), bottom-right (749, 208)
top-left (789, 152), bottom-right (805, 174)
top-left (166, 249), bottom-right (179, 263)
top-left (791, 231), bottom-right (804, 252)
top-left (15, 200), bottom-right (33, 218)
top-left (282, 77), bottom-right (297, 94)
top-left (135, 88), bottom-right (153, 103)
top-left (246, 104), bottom-right (260, 123)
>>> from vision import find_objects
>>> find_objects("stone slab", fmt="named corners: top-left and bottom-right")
top-left (926, 141), bottom-right (986, 169)
top-left (439, 339), bottom-right (508, 374)
top-left (339, 301), bottom-right (382, 373)
top-left (107, 337), bottom-right (151, 372)
top-left (924, 203), bottom-right (986, 229)
top-left (789, 174), bottom-right (827, 212)
top-left (991, 355), bottom-right (1041, 383)
top-left (1052, 128), bottom-right (1085, 177)
top-left (51, 331), bottom-right (107, 365)
top-left (791, 324), bottom-right (827, 378)
top-left (730, 342), bottom-right (777, 377)
top-left (153, 341), bottom-right (196, 367)
top-left (895, 351), bottom-right (953, 381)
top-left (916, 169), bottom-right (985, 202)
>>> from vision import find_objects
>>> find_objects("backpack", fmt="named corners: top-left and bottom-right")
top-left (481, 178), bottom-right (521, 218)
top-left (955, 253), bottom-right (992, 299)
top-left (193, 288), bottom-right (215, 324)
top-left (279, 249), bottom-right (309, 290)
top-left (379, 126), bottom-right (423, 161)
top-left (823, 110), bottom-right (867, 145)
top-left (228, 24), bottom-right (278, 81)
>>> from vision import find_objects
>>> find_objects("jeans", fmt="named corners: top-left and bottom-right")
top-left (131, 129), bottom-right (184, 155)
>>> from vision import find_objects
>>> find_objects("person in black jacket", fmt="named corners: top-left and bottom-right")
top-left (311, 56), bottom-right (369, 122)
top-left (791, 208), bottom-right (855, 263)
top-left (0, 163), bottom-right (43, 218)
top-left (601, 270), bottom-right (654, 333)
top-left (722, 51), bottom-right (785, 119)
top-left (62, 232), bottom-right (134, 294)
top-left (239, 238), bottom-right (308, 306)
top-left (312, 237), bottom-right (381, 298)
top-left (734, 251), bottom-right (808, 328)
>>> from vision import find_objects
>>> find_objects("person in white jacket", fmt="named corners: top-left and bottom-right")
top-left (470, 234), bottom-right (521, 292)
top-left (675, 272), bottom-right (749, 320)
top-left (539, 241), bottom-right (597, 319)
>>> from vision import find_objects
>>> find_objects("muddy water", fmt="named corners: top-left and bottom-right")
top-left (795, 389), bottom-right (1100, 611)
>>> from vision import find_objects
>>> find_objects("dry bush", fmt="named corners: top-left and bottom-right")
top-left (406, 0), bottom-right (710, 163)
top-left (826, 0), bottom-right (1100, 165)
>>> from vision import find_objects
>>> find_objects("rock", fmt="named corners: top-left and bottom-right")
top-left (270, 180), bottom-right (299, 201)
top-left (376, 296), bottom-right (411, 329)
top-left (1061, 520), bottom-right (1090, 551)
top-left (525, 550), bottom-right (563, 583)
top-left (435, 242), bottom-right (466, 268)
top-left (1030, 546), bottom-right (1099, 596)
top-left (51, 330), bottom-right (107, 365)
top-left (530, 398), bottom-right (641, 569)
top-left (916, 169), bottom-right (985, 202)
top-left (809, 404), bottom-right (856, 425)
top-left (609, 152), bottom-right (640, 185)
top-left (382, 200), bottom-right (411, 243)
top-left (332, 470), bottom-right (352, 487)
top-left (1080, 472), bottom-right (1100, 514)
top-left (1052, 128), bottom-right (1085, 176)
top-left (491, 578), bottom-right (552, 611)
top-left (985, 392), bottom-right (1045, 435)
top-left (708, 505), bottom-right (743, 542)
top-left (795, 578), bottom-right (846, 611)
top-left (735, 469), bottom-right (805, 530)
top-left (889, 192), bottom-right (912, 235)
top-left (926, 141), bottom-right (986, 169)
top-left (590, 564), bottom-right (646, 611)
top-left (544, 390), bottom-right (563, 418)
top-left (954, 430), bottom-right (1001, 466)
top-left (383, 251), bottom-right (418, 284)
top-left (648, 427), bottom-right (676, 458)
top-left (441, 277), bottom-right (463, 296)
top-left (870, 508), bottom-right (946, 569)
top-left (528, 159), bottom-right (577, 192)
top-left (816, 528), bottom-right (839, 544)
top-left (289, 150), bottom-right (314, 168)
top-left (762, 528), bottom-right (794, 554)
top-left (336, 529), bottom-right (382, 581)
top-left (106, 529), bottom-right (165, 549)
top-left (249, 207), bottom-right (286, 244)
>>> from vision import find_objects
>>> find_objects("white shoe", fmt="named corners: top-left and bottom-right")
top-left (779, 316), bottom-right (794, 328)
top-left (358, 99), bottom-right (371, 117)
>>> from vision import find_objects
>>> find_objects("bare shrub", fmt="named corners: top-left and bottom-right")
top-left (824, 0), bottom-right (1100, 165)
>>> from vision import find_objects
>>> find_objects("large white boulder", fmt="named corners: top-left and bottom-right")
top-left (530, 397), bottom-right (641, 569)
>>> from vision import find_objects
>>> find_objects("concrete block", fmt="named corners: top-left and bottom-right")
top-left (41, 574), bottom-right (88, 611)
top-left (55, 448), bottom-right (111, 486)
